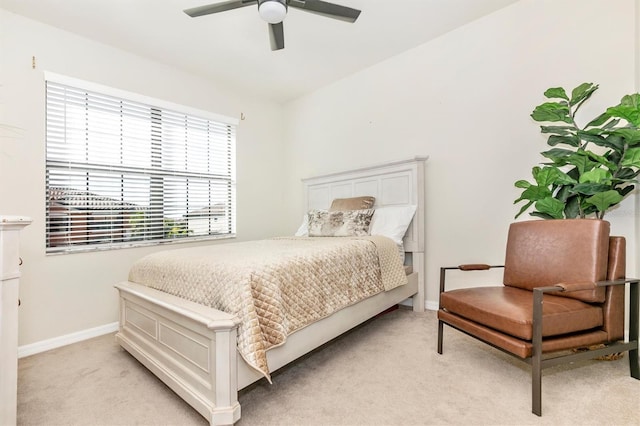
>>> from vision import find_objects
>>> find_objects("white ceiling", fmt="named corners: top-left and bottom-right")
top-left (1, 0), bottom-right (520, 103)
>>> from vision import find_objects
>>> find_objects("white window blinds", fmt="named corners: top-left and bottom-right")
top-left (45, 78), bottom-right (236, 253)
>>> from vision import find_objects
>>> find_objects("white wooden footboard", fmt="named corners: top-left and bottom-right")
top-left (116, 272), bottom-right (419, 425)
top-left (115, 281), bottom-right (241, 426)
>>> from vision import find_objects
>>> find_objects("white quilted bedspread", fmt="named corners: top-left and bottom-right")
top-left (127, 236), bottom-right (407, 380)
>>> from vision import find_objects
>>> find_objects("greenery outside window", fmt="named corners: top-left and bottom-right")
top-left (45, 73), bottom-right (237, 253)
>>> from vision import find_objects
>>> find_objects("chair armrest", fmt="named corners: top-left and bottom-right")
top-left (535, 278), bottom-right (639, 294)
top-left (556, 281), bottom-right (597, 292)
top-left (596, 278), bottom-right (640, 287)
top-left (441, 264), bottom-right (504, 271)
top-left (439, 264), bottom-right (505, 294)
top-left (458, 264), bottom-right (492, 271)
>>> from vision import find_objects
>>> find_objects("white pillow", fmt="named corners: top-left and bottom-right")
top-left (295, 214), bottom-right (309, 236)
top-left (370, 205), bottom-right (417, 245)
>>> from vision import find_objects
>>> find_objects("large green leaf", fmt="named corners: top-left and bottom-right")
top-left (583, 205), bottom-right (599, 217)
top-left (547, 134), bottom-right (580, 147)
top-left (607, 94), bottom-right (640, 126)
top-left (570, 83), bottom-right (598, 106)
top-left (585, 150), bottom-right (616, 170)
top-left (600, 134), bottom-right (626, 151)
top-left (554, 185), bottom-right (573, 202)
top-left (585, 190), bottom-right (623, 213)
top-left (564, 195), bottom-right (581, 218)
top-left (620, 93), bottom-right (640, 108)
top-left (541, 148), bottom-right (573, 163)
top-left (602, 118), bottom-right (621, 130)
top-left (605, 149), bottom-right (622, 166)
top-left (566, 152), bottom-right (597, 174)
top-left (535, 197), bottom-right (565, 219)
top-left (621, 147), bottom-right (640, 168)
top-left (616, 167), bottom-right (640, 180)
top-left (571, 182), bottom-right (612, 195)
top-left (531, 102), bottom-right (572, 123)
top-left (530, 211), bottom-right (556, 220)
top-left (579, 168), bottom-right (611, 183)
top-left (585, 112), bottom-right (612, 128)
top-left (566, 167), bottom-right (580, 180)
top-left (534, 167), bottom-right (564, 186)
top-left (544, 87), bottom-right (569, 100)
top-left (514, 200), bottom-right (534, 219)
top-left (611, 128), bottom-right (640, 146)
top-left (515, 185), bottom-right (552, 203)
top-left (531, 166), bottom-right (542, 180)
top-left (514, 180), bottom-right (531, 189)
top-left (540, 125), bottom-right (574, 135)
top-left (554, 171), bottom-right (577, 186)
top-left (619, 185), bottom-right (636, 197)
top-left (576, 130), bottom-right (608, 146)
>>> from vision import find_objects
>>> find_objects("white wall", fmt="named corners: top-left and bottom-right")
top-left (0, 10), bottom-right (288, 346)
top-left (282, 0), bottom-right (639, 307)
top-left (2, 0), bottom-right (638, 349)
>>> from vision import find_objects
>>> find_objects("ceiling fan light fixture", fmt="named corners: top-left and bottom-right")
top-left (258, 0), bottom-right (287, 24)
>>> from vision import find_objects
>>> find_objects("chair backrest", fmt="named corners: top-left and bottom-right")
top-left (503, 219), bottom-right (610, 303)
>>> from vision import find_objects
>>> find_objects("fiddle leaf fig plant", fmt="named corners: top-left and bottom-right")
top-left (515, 83), bottom-right (640, 219)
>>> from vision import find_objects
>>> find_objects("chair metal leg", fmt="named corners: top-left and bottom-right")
top-left (532, 289), bottom-right (544, 416)
top-left (532, 352), bottom-right (542, 416)
top-left (631, 348), bottom-right (640, 380)
top-left (630, 281), bottom-right (639, 379)
top-left (437, 320), bottom-right (444, 354)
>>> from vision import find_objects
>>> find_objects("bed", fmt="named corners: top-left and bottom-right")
top-left (114, 156), bottom-right (427, 425)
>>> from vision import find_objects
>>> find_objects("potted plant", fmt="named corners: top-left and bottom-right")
top-left (514, 83), bottom-right (640, 219)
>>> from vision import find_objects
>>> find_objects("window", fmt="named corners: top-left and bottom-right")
top-left (45, 74), bottom-right (237, 253)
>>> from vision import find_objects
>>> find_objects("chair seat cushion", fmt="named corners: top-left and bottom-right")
top-left (440, 286), bottom-right (603, 340)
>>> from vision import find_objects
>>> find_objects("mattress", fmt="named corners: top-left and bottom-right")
top-left (127, 236), bottom-right (407, 380)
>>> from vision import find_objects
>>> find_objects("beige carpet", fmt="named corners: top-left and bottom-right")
top-left (18, 309), bottom-right (639, 425)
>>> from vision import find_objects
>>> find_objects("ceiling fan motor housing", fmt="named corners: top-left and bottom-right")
top-left (258, 0), bottom-right (288, 24)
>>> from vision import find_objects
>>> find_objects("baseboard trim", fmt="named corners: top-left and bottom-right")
top-left (18, 322), bottom-right (119, 359)
top-left (400, 298), bottom-right (438, 311)
top-left (425, 300), bottom-right (438, 311)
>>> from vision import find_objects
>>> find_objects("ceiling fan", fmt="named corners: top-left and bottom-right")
top-left (184, 0), bottom-right (361, 51)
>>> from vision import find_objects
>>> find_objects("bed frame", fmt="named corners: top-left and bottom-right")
top-left (114, 156), bottom-right (427, 425)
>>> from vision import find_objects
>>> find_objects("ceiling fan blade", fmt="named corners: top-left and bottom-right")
top-left (184, 0), bottom-right (256, 17)
top-left (269, 22), bottom-right (285, 50)
top-left (288, 0), bottom-right (361, 23)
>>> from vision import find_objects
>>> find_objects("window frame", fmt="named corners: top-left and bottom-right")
top-left (44, 72), bottom-right (238, 254)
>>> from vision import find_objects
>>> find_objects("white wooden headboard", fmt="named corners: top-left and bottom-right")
top-left (301, 156), bottom-right (427, 254)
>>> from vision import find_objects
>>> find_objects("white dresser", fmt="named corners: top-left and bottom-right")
top-left (0, 216), bottom-right (31, 426)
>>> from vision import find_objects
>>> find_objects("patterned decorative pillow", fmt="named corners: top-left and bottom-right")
top-left (329, 196), bottom-right (375, 211)
top-left (307, 209), bottom-right (374, 237)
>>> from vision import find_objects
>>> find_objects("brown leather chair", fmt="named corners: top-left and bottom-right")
top-left (437, 219), bottom-right (639, 416)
